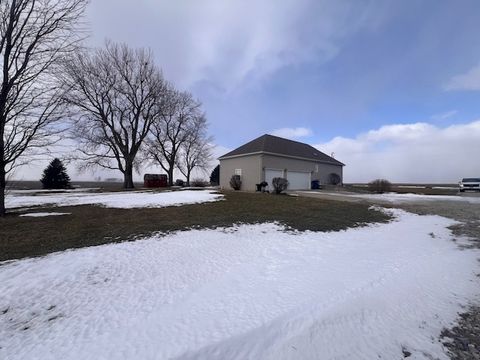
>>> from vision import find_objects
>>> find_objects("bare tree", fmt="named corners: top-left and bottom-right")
top-left (145, 89), bottom-right (203, 186)
top-left (62, 42), bottom-right (167, 189)
top-left (177, 114), bottom-right (213, 186)
top-left (0, 0), bottom-right (88, 217)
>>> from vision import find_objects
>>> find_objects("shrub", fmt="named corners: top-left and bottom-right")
top-left (210, 165), bottom-right (220, 186)
top-left (191, 178), bottom-right (207, 187)
top-left (175, 179), bottom-right (185, 187)
top-left (272, 177), bottom-right (289, 194)
top-left (40, 158), bottom-right (71, 189)
top-left (328, 173), bottom-right (341, 185)
top-left (229, 175), bottom-right (241, 190)
top-left (368, 179), bottom-right (392, 193)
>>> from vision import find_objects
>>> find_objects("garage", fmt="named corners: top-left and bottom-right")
top-left (219, 134), bottom-right (344, 191)
top-left (287, 171), bottom-right (311, 190)
top-left (265, 169), bottom-right (284, 189)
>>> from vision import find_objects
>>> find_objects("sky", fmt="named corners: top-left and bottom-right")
top-left (14, 0), bottom-right (480, 182)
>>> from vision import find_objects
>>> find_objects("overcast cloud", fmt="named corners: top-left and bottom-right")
top-left (315, 120), bottom-right (480, 183)
top-left (88, 0), bottom-right (382, 92)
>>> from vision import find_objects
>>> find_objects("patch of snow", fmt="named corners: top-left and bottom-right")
top-left (0, 209), bottom-right (478, 359)
top-left (304, 191), bottom-right (480, 204)
top-left (357, 192), bottom-right (480, 204)
top-left (5, 190), bottom-right (224, 209)
top-left (19, 212), bottom-right (71, 217)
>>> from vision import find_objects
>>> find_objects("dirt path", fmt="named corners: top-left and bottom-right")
top-left (296, 191), bottom-right (480, 359)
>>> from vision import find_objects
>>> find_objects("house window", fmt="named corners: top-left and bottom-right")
top-left (235, 169), bottom-right (242, 176)
top-left (315, 164), bottom-right (319, 173)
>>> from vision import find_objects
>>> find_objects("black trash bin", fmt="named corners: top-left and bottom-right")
top-left (311, 180), bottom-right (320, 189)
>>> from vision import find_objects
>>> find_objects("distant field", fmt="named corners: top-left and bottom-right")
top-left (345, 183), bottom-right (459, 196)
top-left (7, 180), bottom-right (144, 191)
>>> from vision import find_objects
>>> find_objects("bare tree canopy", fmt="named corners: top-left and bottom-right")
top-left (0, 0), bottom-right (88, 216)
top-left (62, 41), bottom-right (167, 189)
top-left (177, 114), bottom-right (213, 186)
top-left (145, 89), bottom-right (205, 186)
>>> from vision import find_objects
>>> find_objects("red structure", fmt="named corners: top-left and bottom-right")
top-left (144, 174), bottom-right (168, 188)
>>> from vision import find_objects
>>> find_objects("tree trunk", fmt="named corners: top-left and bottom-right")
top-left (168, 165), bottom-right (174, 187)
top-left (123, 163), bottom-right (134, 189)
top-left (186, 169), bottom-right (191, 187)
top-left (0, 165), bottom-right (6, 217)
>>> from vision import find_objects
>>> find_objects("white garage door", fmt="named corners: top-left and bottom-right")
top-left (287, 171), bottom-right (311, 190)
top-left (265, 169), bottom-right (284, 189)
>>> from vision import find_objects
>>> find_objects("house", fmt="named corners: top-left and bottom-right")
top-left (219, 134), bottom-right (345, 191)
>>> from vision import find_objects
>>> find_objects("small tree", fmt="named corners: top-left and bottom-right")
top-left (368, 179), bottom-right (392, 194)
top-left (229, 175), bottom-right (241, 190)
top-left (176, 114), bottom-right (213, 186)
top-left (40, 159), bottom-right (71, 189)
top-left (272, 177), bottom-right (289, 194)
top-left (329, 173), bottom-right (341, 185)
top-left (146, 89), bottom-right (204, 186)
top-left (210, 165), bottom-right (220, 185)
top-left (191, 178), bottom-right (207, 187)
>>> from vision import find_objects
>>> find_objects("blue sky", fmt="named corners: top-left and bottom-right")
top-left (15, 0), bottom-right (480, 182)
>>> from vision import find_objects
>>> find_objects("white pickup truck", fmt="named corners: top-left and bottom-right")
top-left (459, 178), bottom-right (480, 192)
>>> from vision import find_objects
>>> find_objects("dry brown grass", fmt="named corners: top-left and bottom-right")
top-left (0, 191), bottom-right (390, 261)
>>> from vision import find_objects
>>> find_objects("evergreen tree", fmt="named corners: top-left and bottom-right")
top-left (210, 165), bottom-right (220, 186)
top-left (40, 158), bottom-right (71, 189)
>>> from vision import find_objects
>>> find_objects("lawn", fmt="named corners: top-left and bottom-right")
top-left (1, 207), bottom-right (478, 359)
top-left (0, 191), bottom-right (389, 261)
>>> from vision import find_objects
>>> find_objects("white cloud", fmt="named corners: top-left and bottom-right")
top-left (271, 127), bottom-right (313, 139)
top-left (444, 63), bottom-right (480, 91)
top-left (88, 0), bottom-right (380, 92)
top-left (314, 120), bottom-right (480, 183)
top-left (430, 110), bottom-right (457, 121)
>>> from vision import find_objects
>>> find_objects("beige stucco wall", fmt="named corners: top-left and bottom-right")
top-left (219, 155), bottom-right (263, 191)
top-left (261, 154), bottom-right (343, 185)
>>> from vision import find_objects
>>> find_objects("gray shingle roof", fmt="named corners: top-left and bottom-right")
top-left (219, 134), bottom-right (344, 166)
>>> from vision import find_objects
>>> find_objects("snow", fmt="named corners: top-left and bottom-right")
top-left (1, 209), bottom-right (478, 360)
top-left (5, 190), bottom-right (224, 209)
top-left (19, 212), bottom-right (71, 217)
top-left (355, 192), bottom-right (480, 204)
top-left (304, 191), bottom-right (480, 204)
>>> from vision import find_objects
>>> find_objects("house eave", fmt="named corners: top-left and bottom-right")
top-left (218, 151), bottom-right (263, 160)
top-left (219, 151), bottom-right (345, 166)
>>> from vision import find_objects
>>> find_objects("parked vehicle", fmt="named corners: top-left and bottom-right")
top-left (459, 178), bottom-right (480, 192)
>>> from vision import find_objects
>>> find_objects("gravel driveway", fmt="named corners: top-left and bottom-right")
top-left (297, 191), bottom-right (480, 359)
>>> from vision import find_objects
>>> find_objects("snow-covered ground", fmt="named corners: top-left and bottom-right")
top-left (1, 209), bottom-right (478, 360)
top-left (19, 212), bottom-right (71, 217)
top-left (304, 191), bottom-right (480, 204)
top-left (5, 190), bottom-right (223, 209)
